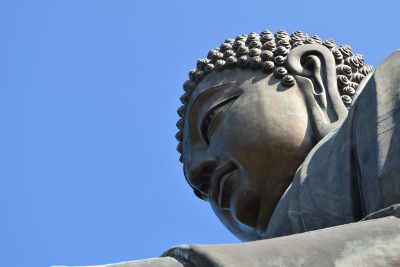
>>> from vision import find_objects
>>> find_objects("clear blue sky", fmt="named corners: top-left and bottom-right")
top-left (0, 1), bottom-right (399, 266)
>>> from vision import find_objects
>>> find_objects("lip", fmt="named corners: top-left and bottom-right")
top-left (210, 162), bottom-right (237, 209)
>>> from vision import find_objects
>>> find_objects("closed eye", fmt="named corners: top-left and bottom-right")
top-left (201, 95), bottom-right (239, 144)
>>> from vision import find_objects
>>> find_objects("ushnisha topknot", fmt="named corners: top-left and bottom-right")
top-left (176, 29), bottom-right (374, 162)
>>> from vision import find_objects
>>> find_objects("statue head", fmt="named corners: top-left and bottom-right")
top-left (175, 30), bottom-right (373, 241)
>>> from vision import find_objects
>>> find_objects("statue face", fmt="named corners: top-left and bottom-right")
top-left (182, 68), bottom-right (315, 241)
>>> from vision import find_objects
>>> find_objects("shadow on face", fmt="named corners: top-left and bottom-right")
top-left (182, 68), bottom-right (316, 241)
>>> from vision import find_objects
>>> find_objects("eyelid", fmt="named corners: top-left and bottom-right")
top-left (201, 94), bottom-right (240, 144)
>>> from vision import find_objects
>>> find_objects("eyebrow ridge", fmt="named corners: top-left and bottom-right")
top-left (200, 82), bottom-right (236, 92)
top-left (191, 82), bottom-right (236, 109)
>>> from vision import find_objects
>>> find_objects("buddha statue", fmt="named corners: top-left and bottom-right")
top-left (65, 29), bottom-right (400, 267)
top-left (175, 30), bottom-right (373, 242)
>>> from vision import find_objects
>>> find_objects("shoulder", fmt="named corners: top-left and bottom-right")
top-left (354, 50), bottom-right (400, 215)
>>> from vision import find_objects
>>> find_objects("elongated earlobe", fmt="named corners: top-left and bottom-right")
top-left (286, 44), bottom-right (349, 140)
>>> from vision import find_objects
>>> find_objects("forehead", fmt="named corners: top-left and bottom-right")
top-left (188, 68), bottom-right (268, 107)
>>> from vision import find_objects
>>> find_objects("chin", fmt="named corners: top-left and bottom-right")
top-left (232, 210), bottom-right (268, 241)
top-left (211, 196), bottom-right (266, 242)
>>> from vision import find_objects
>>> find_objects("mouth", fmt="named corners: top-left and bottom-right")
top-left (210, 162), bottom-right (237, 210)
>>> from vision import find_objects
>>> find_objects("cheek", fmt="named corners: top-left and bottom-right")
top-left (211, 94), bottom-right (311, 174)
top-left (210, 98), bottom-right (284, 170)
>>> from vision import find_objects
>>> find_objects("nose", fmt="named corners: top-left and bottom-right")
top-left (184, 156), bottom-right (217, 201)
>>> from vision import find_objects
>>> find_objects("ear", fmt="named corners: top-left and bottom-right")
top-left (286, 44), bottom-right (348, 140)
